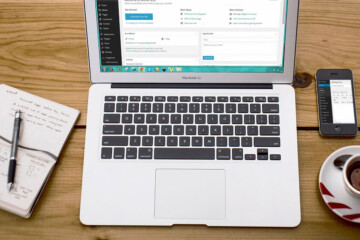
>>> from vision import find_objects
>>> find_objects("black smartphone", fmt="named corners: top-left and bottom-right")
top-left (316, 69), bottom-right (358, 136)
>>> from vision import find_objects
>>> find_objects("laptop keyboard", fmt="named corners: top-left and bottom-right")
top-left (101, 95), bottom-right (281, 161)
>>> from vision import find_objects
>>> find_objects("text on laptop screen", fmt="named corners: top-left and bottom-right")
top-left (96, 0), bottom-right (288, 73)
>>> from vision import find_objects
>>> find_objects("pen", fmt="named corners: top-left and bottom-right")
top-left (7, 110), bottom-right (22, 192)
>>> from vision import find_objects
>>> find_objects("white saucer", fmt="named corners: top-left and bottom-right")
top-left (319, 145), bottom-right (360, 223)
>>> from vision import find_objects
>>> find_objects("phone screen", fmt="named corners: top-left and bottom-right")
top-left (318, 79), bottom-right (355, 124)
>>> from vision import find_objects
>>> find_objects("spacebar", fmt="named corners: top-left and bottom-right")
top-left (154, 148), bottom-right (215, 160)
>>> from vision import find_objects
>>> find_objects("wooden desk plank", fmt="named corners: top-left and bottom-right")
top-left (0, 129), bottom-right (359, 239)
top-left (1, 0), bottom-right (360, 128)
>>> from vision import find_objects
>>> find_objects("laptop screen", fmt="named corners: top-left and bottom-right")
top-left (96, 0), bottom-right (287, 73)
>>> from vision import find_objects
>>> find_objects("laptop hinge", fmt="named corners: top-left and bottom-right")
top-left (111, 83), bottom-right (273, 89)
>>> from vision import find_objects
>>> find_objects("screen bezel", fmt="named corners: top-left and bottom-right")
top-left (316, 69), bottom-right (358, 136)
top-left (84, 0), bottom-right (299, 84)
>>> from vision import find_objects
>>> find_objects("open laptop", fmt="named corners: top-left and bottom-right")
top-left (80, 0), bottom-right (301, 227)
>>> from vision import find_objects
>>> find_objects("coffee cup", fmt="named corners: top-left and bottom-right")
top-left (343, 154), bottom-right (360, 197)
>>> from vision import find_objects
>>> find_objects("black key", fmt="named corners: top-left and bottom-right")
top-left (189, 103), bottom-right (200, 113)
top-left (247, 126), bottom-right (258, 136)
top-left (105, 96), bottom-right (116, 102)
top-left (232, 148), bottom-right (243, 160)
top-left (130, 136), bottom-right (141, 146)
top-left (139, 148), bottom-right (152, 159)
top-left (205, 96), bottom-right (216, 102)
top-left (268, 97), bottom-right (279, 102)
top-left (180, 96), bottom-right (191, 102)
top-left (102, 136), bottom-right (128, 146)
top-left (155, 96), bottom-right (166, 102)
top-left (116, 103), bottom-right (127, 112)
top-left (158, 114), bottom-right (169, 124)
top-left (167, 137), bottom-right (178, 146)
top-left (260, 126), bottom-right (280, 136)
top-left (244, 115), bottom-right (255, 124)
top-left (128, 103), bottom-right (139, 112)
top-left (195, 114), bottom-right (206, 124)
top-left (124, 125), bottom-right (135, 135)
top-left (235, 126), bottom-right (246, 135)
top-left (238, 104), bottom-right (249, 113)
top-left (257, 148), bottom-right (268, 160)
top-left (210, 126), bottom-right (221, 135)
top-left (173, 125), bottom-right (184, 135)
top-left (198, 125), bottom-right (209, 135)
top-left (153, 103), bottom-right (164, 113)
top-left (226, 104), bottom-right (236, 113)
top-left (207, 114), bottom-right (218, 124)
top-left (134, 114), bottom-right (145, 123)
top-left (167, 96), bottom-right (178, 102)
top-left (155, 136), bottom-right (166, 146)
top-left (192, 96), bottom-right (203, 102)
top-left (165, 103), bottom-right (176, 113)
top-left (217, 97), bottom-right (228, 102)
top-left (161, 125), bottom-right (172, 135)
top-left (103, 125), bottom-right (122, 135)
top-left (204, 137), bottom-right (215, 146)
top-left (101, 148), bottom-right (112, 159)
top-left (214, 104), bottom-right (224, 113)
top-left (230, 97), bottom-right (241, 102)
top-left (146, 114), bottom-right (157, 123)
top-left (254, 137), bottom-right (281, 147)
top-left (136, 125), bottom-right (147, 135)
top-left (223, 126), bottom-right (233, 135)
top-left (269, 115), bottom-right (280, 124)
top-left (142, 96), bottom-right (153, 102)
top-left (122, 114), bottom-right (133, 123)
top-left (232, 115), bottom-right (243, 124)
top-left (243, 97), bottom-right (254, 102)
top-left (250, 104), bottom-right (261, 113)
top-left (171, 114), bottom-right (182, 124)
top-left (245, 154), bottom-right (256, 160)
top-left (255, 97), bottom-right (266, 102)
top-left (217, 148), bottom-right (230, 160)
top-left (154, 148), bottom-right (215, 160)
top-left (201, 104), bottom-right (212, 113)
top-left (179, 137), bottom-right (191, 146)
top-left (256, 115), bottom-right (267, 124)
top-left (114, 148), bottom-right (125, 159)
top-left (104, 103), bottom-right (115, 112)
top-left (220, 115), bottom-right (231, 124)
top-left (183, 114), bottom-right (194, 124)
top-left (186, 125), bottom-right (197, 135)
top-left (141, 103), bottom-right (151, 112)
top-left (149, 125), bottom-right (160, 135)
top-left (117, 96), bottom-right (128, 102)
top-left (126, 148), bottom-right (137, 159)
top-left (241, 137), bottom-right (252, 147)
top-left (104, 114), bottom-right (120, 123)
top-left (263, 104), bottom-right (279, 113)
top-left (217, 137), bottom-right (227, 147)
top-left (270, 154), bottom-right (282, 160)
top-left (229, 137), bottom-right (240, 147)
top-left (177, 103), bottom-right (188, 113)
top-left (130, 96), bottom-right (141, 102)
top-left (192, 137), bottom-right (203, 146)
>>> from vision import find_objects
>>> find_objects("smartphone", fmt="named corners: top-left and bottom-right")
top-left (316, 69), bottom-right (358, 136)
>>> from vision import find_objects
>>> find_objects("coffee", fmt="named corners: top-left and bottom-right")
top-left (349, 163), bottom-right (360, 191)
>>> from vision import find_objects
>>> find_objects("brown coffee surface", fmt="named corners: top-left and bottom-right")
top-left (350, 167), bottom-right (360, 191)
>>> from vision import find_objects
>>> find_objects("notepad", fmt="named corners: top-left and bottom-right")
top-left (0, 84), bottom-right (79, 218)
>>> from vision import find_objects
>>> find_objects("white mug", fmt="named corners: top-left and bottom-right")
top-left (343, 154), bottom-right (360, 197)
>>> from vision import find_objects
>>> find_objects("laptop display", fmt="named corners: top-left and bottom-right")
top-left (96, 0), bottom-right (288, 73)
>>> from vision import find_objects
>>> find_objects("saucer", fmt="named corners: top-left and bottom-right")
top-left (319, 145), bottom-right (360, 223)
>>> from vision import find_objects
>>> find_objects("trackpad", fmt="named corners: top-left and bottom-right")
top-left (155, 169), bottom-right (226, 219)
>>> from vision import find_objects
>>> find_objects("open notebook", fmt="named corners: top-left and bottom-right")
top-left (0, 84), bottom-right (79, 218)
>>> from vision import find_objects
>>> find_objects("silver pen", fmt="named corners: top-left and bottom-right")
top-left (7, 110), bottom-right (22, 192)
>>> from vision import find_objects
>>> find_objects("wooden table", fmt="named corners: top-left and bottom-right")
top-left (1, 0), bottom-right (360, 239)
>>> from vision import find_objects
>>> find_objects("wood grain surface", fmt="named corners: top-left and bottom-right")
top-left (1, 0), bottom-right (360, 239)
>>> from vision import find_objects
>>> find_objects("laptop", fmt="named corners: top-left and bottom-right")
top-left (80, 0), bottom-right (301, 227)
